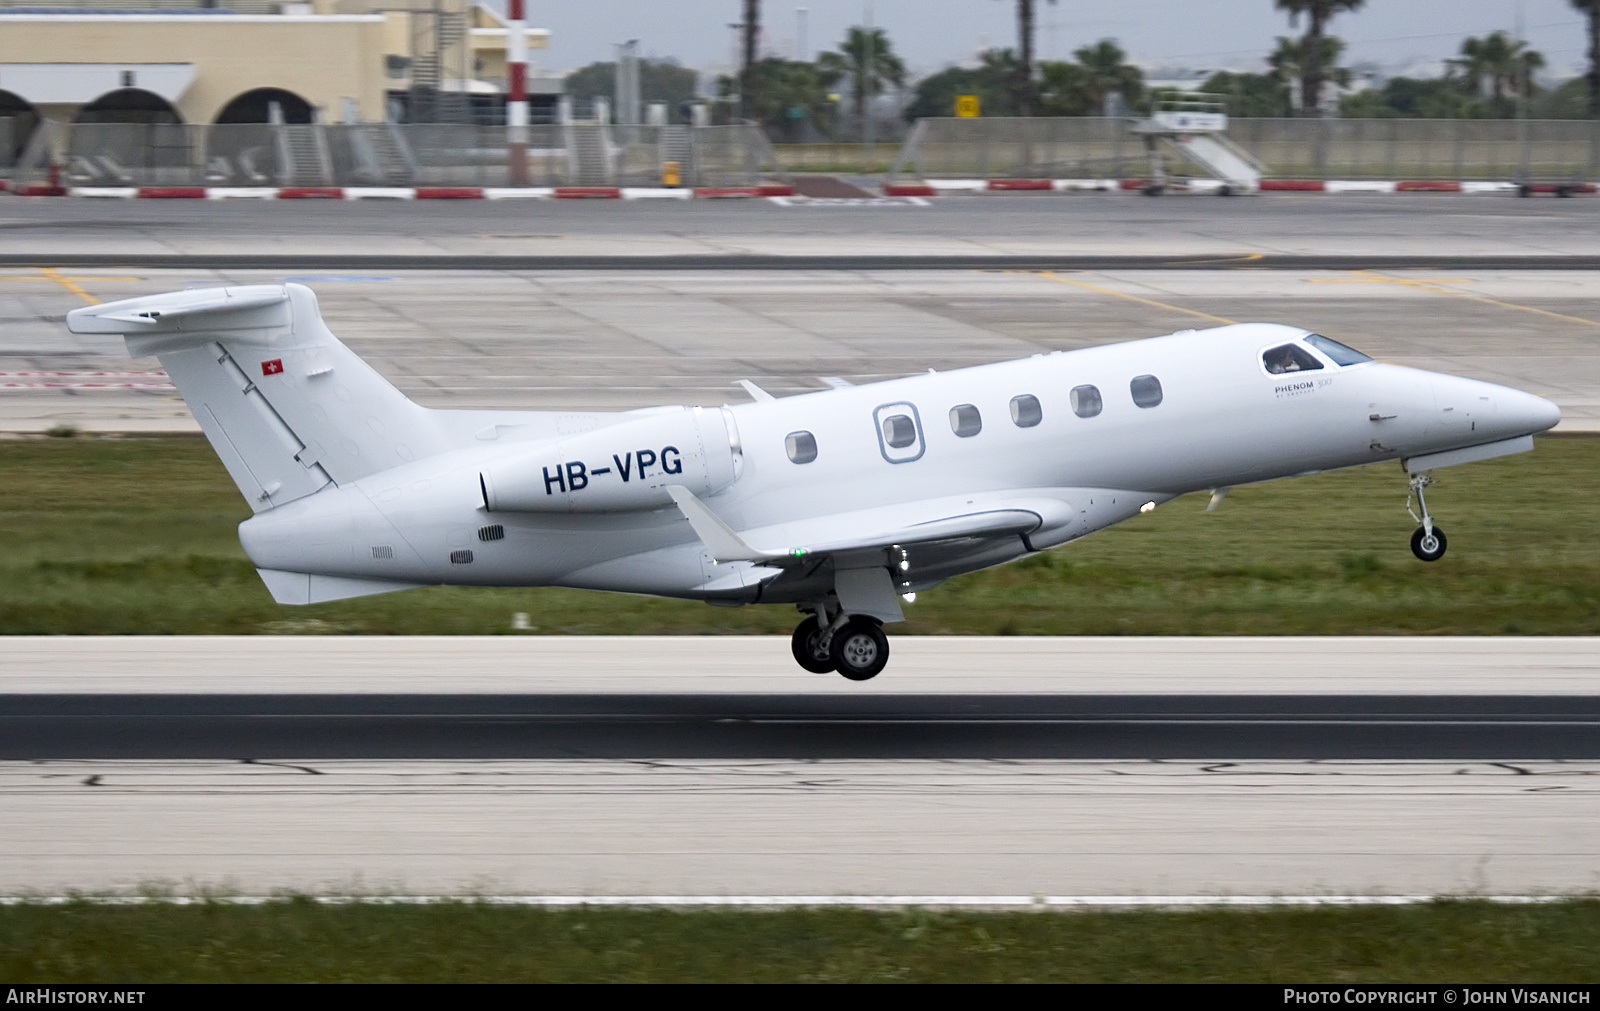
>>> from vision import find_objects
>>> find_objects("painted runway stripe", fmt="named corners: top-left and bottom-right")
top-left (0, 894), bottom-right (1577, 907)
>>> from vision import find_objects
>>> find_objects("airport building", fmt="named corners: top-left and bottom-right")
top-left (0, 0), bottom-right (560, 163)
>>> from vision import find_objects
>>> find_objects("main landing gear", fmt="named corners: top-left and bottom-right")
top-left (1407, 471), bottom-right (1448, 562)
top-left (791, 607), bottom-right (891, 681)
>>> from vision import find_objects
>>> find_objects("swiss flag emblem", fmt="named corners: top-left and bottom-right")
top-left (261, 359), bottom-right (284, 376)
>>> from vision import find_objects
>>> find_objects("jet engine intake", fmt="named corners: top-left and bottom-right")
top-left (480, 406), bottom-right (740, 512)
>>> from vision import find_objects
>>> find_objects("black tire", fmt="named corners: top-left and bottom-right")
top-left (830, 617), bottom-right (890, 681)
top-left (1411, 525), bottom-right (1448, 562)
top-left (790, 615), bottom-right (835, 673)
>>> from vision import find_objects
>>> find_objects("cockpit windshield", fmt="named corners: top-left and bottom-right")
top-left (1304, 333), bottom-right (1374, 366)
top-left (1263, 343), bottom-right (1324, 375)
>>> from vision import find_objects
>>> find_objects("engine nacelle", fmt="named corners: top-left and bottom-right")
top-left (480, 406), bottom-right (742, 512)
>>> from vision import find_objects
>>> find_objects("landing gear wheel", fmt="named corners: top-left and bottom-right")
top-left (830, 617), bottom-right (889, 681)
top-left (1411, 525), bottom-right (1448, 562)
top-left (790, 615), bottom-right (836, 674)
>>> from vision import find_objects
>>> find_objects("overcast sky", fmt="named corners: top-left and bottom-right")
top-left (517, 1), bottom-right (1592, 81)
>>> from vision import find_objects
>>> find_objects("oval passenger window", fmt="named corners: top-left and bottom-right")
top-left (949, 404), bottom-right (982, 438)
top-left (1130, 375), bottom-right (1163, 408)
top-left (1070, 385), bottom-right (1102, 418)
top-left (785, 430), bottom-right (817, 464)
top-left (882, 414), bottom-right (917, 449)
top-left (1010, 394), bottom-right (1042, 428)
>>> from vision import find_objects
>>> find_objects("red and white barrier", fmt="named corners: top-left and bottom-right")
top-left (20, 179), bottom-right (1594, 201)
top-left (54, 185), bottom-right (797, 201)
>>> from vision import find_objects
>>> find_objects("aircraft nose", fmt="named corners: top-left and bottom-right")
top-left (1504, 389), bottom-right (1562, 435)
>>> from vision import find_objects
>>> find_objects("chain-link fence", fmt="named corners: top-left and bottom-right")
top-left (889, 117), bottom-right (1600, 183)
top-left (7, 120), bottom-right (790, 189)
top-left (16, 116), bottom-right (1595, 188)
top-left (891, 118), bottom-right (1135, 182)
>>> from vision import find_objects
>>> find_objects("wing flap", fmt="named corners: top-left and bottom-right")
top-left (668, 486), bottom-right (1075, 564)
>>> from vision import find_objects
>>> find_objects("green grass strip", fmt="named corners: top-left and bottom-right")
top-left (2, 435), bottom-right (1597, 636)
top-left (3, 900), bottom-right (1599, 982)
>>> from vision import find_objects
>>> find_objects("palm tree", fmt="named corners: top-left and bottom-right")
top-left (1268, 33), bottom-right (1350, 105)
top-left (998, 0), bottom-right (1057, 116)
top-left (1454, 31), bottom-right (1545, 118)
top-left (818, 27), bottom-right (906, 142)
top-left (1274, 0), bottom-right (1366, 115)
top-left (1073, 39), bottom-right (1144, 115)
top-left (1573, 0), bottom-right (1600, 117)
top-left (740, 0), bottom-right (761, 120)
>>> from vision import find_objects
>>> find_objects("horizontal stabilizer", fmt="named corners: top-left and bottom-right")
top-left (66, 287), bottom-right (290, 337)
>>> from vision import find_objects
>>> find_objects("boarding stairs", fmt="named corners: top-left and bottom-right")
top-left (565, 123), bottom-right (615, 185)
top-left (349, 123), bottom-right (418, 184)
top-left (275, 123), bottom-right (335, 187)
top-left (1130, 94), bottom-right (1263, 194)
top-left (656, 124), bottom-right (695, 186)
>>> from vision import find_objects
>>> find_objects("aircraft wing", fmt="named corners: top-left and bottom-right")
top-left (668, 486), bottom-right (1074, 565)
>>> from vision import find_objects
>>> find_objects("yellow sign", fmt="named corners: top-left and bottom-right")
top-left (955, 94), bottom-right (980, 118)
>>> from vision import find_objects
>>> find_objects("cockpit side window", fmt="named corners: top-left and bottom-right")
top-left (1304, 333), bottom-right (1374, 366)
top-left (1263, 343), bottom-right (1325, 375)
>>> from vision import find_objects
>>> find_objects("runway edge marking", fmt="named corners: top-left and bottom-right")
top-left (0, 895), bottom-right (1584, 908)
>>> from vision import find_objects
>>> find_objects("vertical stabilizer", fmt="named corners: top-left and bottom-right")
top-left (67, 284), bottom-right (446, 511)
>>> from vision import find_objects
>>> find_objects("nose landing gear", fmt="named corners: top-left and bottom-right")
top-left (1407, 471), bottom-right (1448, 561)
top-left (790, 605), bottom-right (891, 680)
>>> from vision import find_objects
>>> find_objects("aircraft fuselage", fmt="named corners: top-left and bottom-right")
top-left (236, 322), bottom-right (1559, 605)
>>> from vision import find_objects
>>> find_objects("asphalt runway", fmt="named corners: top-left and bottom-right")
top-left (6, 639), bottom-right (1599, 897)
top-left (5, 266), bottom-right (1600, 428)
top-left (5, 693), bottom-right (1598, 761)
top-left (6, 756), bottom-right (1597, 897)
top-left (5, 192), bottom-right (1600, 259)
top-left (9, 253), bottom-right (1600, 271)
top-left (3, 194), bottom-right (1598, 896)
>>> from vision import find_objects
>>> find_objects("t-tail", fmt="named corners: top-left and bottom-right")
top-left (67, 283), bottom-right (449, 513)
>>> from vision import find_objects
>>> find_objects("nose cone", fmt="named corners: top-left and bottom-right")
top-left (1505, 389), bottom-right (1562, 436)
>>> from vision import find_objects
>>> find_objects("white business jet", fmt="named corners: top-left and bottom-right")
top-left (68, 284), bottom-right (1560, 680)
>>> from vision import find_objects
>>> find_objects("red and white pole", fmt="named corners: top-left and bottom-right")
top-left (507, 0), bottom-right (529, 187)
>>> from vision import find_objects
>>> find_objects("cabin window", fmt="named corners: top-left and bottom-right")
top-left (785, 430), bottom-right (817, 464)
top-left (1010, 394), bottom-right (1042, 428)
top-left (873, 402), bottom-right (925, 463)
top-left (1070, 385), bottom-right (1102, 418)
top-left (1304, 333), bottom-right (1373, 366)
top-left (1263, 344), bottom-right (1324, 375)
top-left (1130, 374), bottom-right (1164, 408)
top-left (882, 414), bottom-right (917, 448)
top-left (949, 404), bottom-right (982, 437)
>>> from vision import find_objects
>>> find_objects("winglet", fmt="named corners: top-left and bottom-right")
top-left (737, 379), bottom-right (776, 403)
top-left (666, 485), bottom-right (769, 563)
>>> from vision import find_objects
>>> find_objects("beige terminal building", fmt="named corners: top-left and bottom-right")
top-left (0, 0), bottom-right (558, 162)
